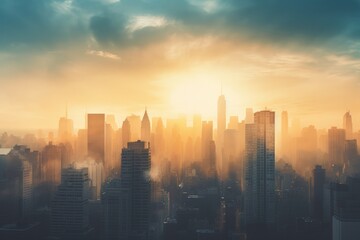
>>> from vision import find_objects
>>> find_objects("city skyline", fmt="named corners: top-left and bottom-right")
top-left (1, 1), bottom-right (360, 130)
top-left (1, 1), bottom-right (360, 240)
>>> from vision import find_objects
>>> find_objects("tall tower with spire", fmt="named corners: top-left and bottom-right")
top-left (122, 118), bottom-right (131, 148)
top-left (217, 94), bottom-right (226, 177)
top-left (141, 109), bottom-right (151, 143)
top-left (343, 111), bottom-right (353, 140)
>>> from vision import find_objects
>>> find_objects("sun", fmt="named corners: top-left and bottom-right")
top-left (168, 76), bottom-right (220, 119)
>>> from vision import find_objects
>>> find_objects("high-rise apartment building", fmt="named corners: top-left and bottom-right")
top-left (102, 178), bottom-right (129, 240)
top-left (50, 167), bottom-right (91, 240)
top-left (121, 141), bottom-right (151, 240)
top-left (244, 110), bottom-right (275, 228)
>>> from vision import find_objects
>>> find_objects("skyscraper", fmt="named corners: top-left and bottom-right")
top-left (41, 142), bottom-right (62, 185)
top-left (122, 118), bottom-right (131, 148)
top-left (0, 146), bottom-right (34, 224)
top-left (121, 141), bottom-right (151, 240)
top-left (50, 167), bottom-right (91, 240)
top-left (76, 128), bottom-right (87, 160)
top-left (312, 165), bottom-right (326, 219)
top-left (328, 127), bottom-right (346, 166)
top-left (141, 109), bottom-right (151, 143)
top-left (202, 121), bottom-right (216, 176)
top-left (343, 111), bottom-right (353, 140)
top-left (58, 116), bottom-right (74, 144)
top-left (281, 111), bottom-right (288, 156)
top-left (244, 110), bottom-right (275, 229)
top-left (102, 178), bottom-right (129, 240)
top-left (217, 95), bottom-right (226, 175)
top-left (87, 114), bottom-right (105, 164)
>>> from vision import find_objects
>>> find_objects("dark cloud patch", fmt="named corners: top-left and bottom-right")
top-left (90, 13), bottom-right (127, 47)
top-left (226, 0), bottom-right (360, 45)
top-left (0, 0), bottom-right (87, 51)
top-left (83, 0), bottom-right (360, 53)
top-left (1, 0), bottom-right (360, 58)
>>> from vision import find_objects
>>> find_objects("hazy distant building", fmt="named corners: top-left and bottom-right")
top-left (87, 114), bottom-right (105, 164)
top-left (141, 110), bottom-right (151, 143)
top-left (121, 141), bottom-right (151, 240)
top-left (217, 95), bottom-right (226, 176)
top-left (228, 116), bottom-right (239, 130)
top-left (223, 129), bottom-right (240, 177)
top-left (122, 118), bottom-right (131, 148)
top-left (296, 125), bottom-right (318, 173)
top-left (50, 167), bottom-right (91, 240)
top-left (344, 140), bottom-right (359, 176)
top-left (106, 114), bottom-right (118, 130)
top-left (127, 115), bottom-right (141, 141)
top-left (245, 108), bottom-right (254, 124)
top-left (281, 111), bottom-right (289, 157)
top-left (75, 129), bottom-right (87, 161)
top-left (58, 116), bottom-right (74, 144)
top-left (343, 112), bottom-right (353, 140)
top-left (202, 121), bottom-right (216, 176)
top-left (105, 123), bottom-right (115, 173)
top-left (328, 127), bottom-right (346, 167)
top-left (193, 115), bottom-right (202, 139)
top-left (244, 110), bottom-right (275, 229)
top-left (59, 142), bottom-right (74, 169)
top-left (154, 118), bottom-right (165, 160)
top-left (41, 142), bottom-right (62, 185)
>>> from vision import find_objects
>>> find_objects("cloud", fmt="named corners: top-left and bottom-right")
top-left (86, 49), bottom-right (121, 60)
top-left (225, 0), bottom-right (360, 45)
top-left (1, 0), bottom-right (359, 55)
top-left (0, 0), bottom-right (86, 51)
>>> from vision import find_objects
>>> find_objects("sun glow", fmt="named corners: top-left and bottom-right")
top-left (169, 76), bottom-right (220, 119)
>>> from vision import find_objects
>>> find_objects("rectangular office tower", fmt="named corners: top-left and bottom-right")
top-left (88, 114), bottom-right (105, 164)
top-left (102, 178), bottom-right (129, 240)
top-left (244, 110), bottom-right (275, 230)
top-left (121, 141), bottom-right (151, 240)
top-left (50, 167), bottom-right (91, 240)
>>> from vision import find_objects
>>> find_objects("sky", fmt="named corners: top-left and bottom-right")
top-left (1, 0), bottom-right (360, 130)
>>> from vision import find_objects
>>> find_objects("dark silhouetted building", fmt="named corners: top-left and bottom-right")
top-left (244, 110), bottom-right (275, 231)
top-left (50, 167), bottom-right (91, 240)
top-left (102, 178), bottom-right (129, 240)
top-left (312, 165), bottom-right (326, 220)
top-left (121, 141), bottom-right (151, 240)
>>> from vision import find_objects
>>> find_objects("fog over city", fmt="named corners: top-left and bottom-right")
top-left (1, 1), bottom-right (360, 240)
